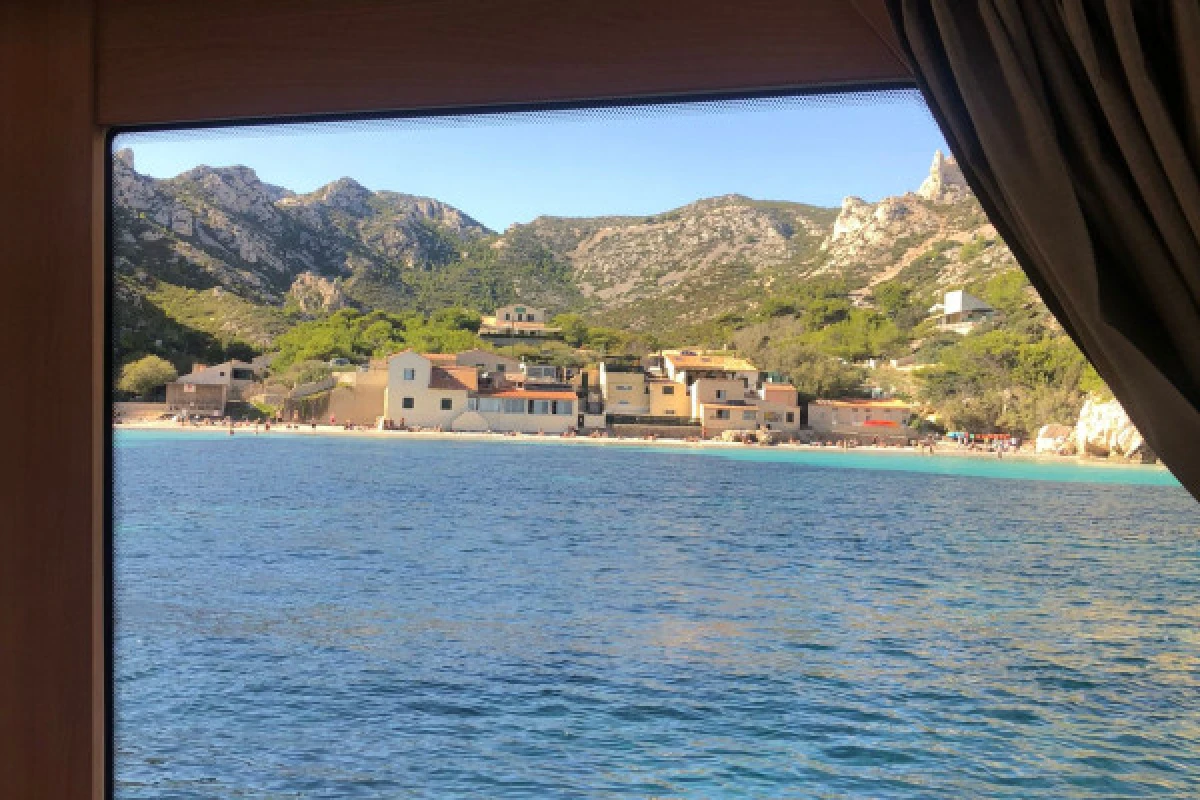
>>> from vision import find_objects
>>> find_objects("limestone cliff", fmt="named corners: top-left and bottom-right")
top-left (288, 272), bottom-right (347, 313)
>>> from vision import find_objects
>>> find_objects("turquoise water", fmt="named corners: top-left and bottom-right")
top-left (115, 430), bottom-right (1199, 797)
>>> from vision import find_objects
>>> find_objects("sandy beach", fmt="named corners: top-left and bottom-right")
top-left (113, 419), bottom-right (1168, 470)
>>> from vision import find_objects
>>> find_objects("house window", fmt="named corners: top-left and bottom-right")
top-left (664, 409), bottom-right (676, 415)
top-left (714, 409), bottom-right (730, 420)
top-left (661, 385), bottom-right (674, 395)
top-left (496, 364), bottom-right (506, 373)
top-left (554, 401), bottom-right (573, 415)
top-left (531, 400), bottom-right (552, 415)
top-left (502, 399), bottom-right (524, 414)
top-left (440, 398), bottom-right (453, 410)
top-left (616, 385), bottom-right (632, 391)
top-left (715, 389), bottom-right (726, 400)
top-left (504, 313), bottom-right (511, 320)
top-left (402, 368), bottom-right (416, 381)
top-left (742, 410), bottom-right (757, 421)
top-left (402, 397), bottom-right (414, 409)
top-left (786, 412), bottom-right (795, 423)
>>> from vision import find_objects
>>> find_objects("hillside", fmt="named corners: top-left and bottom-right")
top-left (114, 149), bottom-right (1022, 361)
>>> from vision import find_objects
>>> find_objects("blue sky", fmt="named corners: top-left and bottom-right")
top-left (116, 93), bottom-right (947, 232)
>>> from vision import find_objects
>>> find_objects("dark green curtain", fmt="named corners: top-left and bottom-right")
top-left (887, 0), bottom-right (1200, 499)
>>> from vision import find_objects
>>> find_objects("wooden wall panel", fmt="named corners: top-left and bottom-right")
top-left (96, 0), bottom-right (911, 126)
top-left (0, 2), bottom-right (102, 800)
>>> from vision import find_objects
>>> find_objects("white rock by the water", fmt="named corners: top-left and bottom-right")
top-left (1073, 396), bottom-right (1154, 462)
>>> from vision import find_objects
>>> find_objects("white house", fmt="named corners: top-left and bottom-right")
top-left (929, 289), bottom-right (998, 334)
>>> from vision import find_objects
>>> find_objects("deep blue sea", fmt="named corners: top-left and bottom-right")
top-left (114, 430), bottom-right (1200, 798)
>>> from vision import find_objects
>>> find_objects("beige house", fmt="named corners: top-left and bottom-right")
top-left (479, 304), bottom-right (562, 344)
top-left (384, 349), bottom-right (576, 433)
top-left (661, 350), bottom-right (761, 388)
top-left (647, 378), bottom-right (689, 417)
top-left (808, 398), bottom-right (914, 436)
top-left (384, 350), bottom-right (476, 427)
top-left (635, 349), bottom-right (801, 437)
top-left (599, 361), bottom-right (650, 414)
top-left (755, 383), bottom-right (803, 433)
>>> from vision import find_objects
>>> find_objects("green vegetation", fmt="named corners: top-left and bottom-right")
top-left (916, 322), bottom-right (1098, 435)
top-left (117, 355), bottom-right (178, 398)
top-left (269, 307), bottom-right (485, 370)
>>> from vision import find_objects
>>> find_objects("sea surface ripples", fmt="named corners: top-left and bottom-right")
top-left (115, 432), bottom-right (1200, 797)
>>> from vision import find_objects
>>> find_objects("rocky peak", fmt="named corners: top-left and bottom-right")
top-left (112, 149), bottom-right (160, 211)
top-left (170, 165), bottom-right (285, 223)
top-left (312, 177), bottom-right (373, 215)
top-left (917, 149), bottom-right (968, 204)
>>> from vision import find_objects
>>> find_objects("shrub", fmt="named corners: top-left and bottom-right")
top-left (117, 355), bottom-right (178, 397)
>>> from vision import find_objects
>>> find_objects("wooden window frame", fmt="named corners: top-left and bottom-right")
top-left (1, 1), bottom-right (910, 797)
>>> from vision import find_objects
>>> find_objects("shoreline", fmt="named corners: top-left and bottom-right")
top-left (113, 420), bottom-right (1169, 471)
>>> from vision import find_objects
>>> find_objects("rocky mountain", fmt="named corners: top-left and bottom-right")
top-left (112, 148), bottom-right (1024, 361)
top-left (112, 149), bottom-right (490, 303)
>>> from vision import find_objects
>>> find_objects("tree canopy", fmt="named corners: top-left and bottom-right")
top-left (118, 355), bottom-right (178, 397)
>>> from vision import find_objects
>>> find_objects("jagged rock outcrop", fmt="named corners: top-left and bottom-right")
top-left (288, 272), bottom-right (347, 313)
top-left (1074, 396), bottom-right (1155, 462)
top-left (817, 151), bottom-right (1014, 288)
top-left (917, 149), bottom-right (969, 204)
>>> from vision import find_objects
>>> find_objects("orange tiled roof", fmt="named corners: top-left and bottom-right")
top-left (429, 366), bottom-right (478, 392)
top-left (424, 353), bottom-right (458, 366)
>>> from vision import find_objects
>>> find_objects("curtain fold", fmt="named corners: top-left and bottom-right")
top-left (887, 0), bottom-right (1200, 499)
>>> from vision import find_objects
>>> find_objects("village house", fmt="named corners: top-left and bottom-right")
top-left (928, 289), bottom-right (998, 334)
top-left (646, 377), bottom-right (690, 417)
top-left (165, 359), bottom-right (264, 417)
top-left (807, 398), bottom-right (914, 440)
top-left (601, 349), bottom-right (802, 437)
top-left (478, 304), bottom-right (563, 345)
top-left (383, 350), bottom-right (577, 434)
top-left (599, 359), bottom-right (650, 415)
top-left (660, 350), bottom-right (761, 388)
top-left (755, 382), bottom-right (804, 433)
top-left (384, 350), bottom-right (477, 428)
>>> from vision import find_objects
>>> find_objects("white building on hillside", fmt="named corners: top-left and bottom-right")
top-left (929, 289), bottom-right (998, 334)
